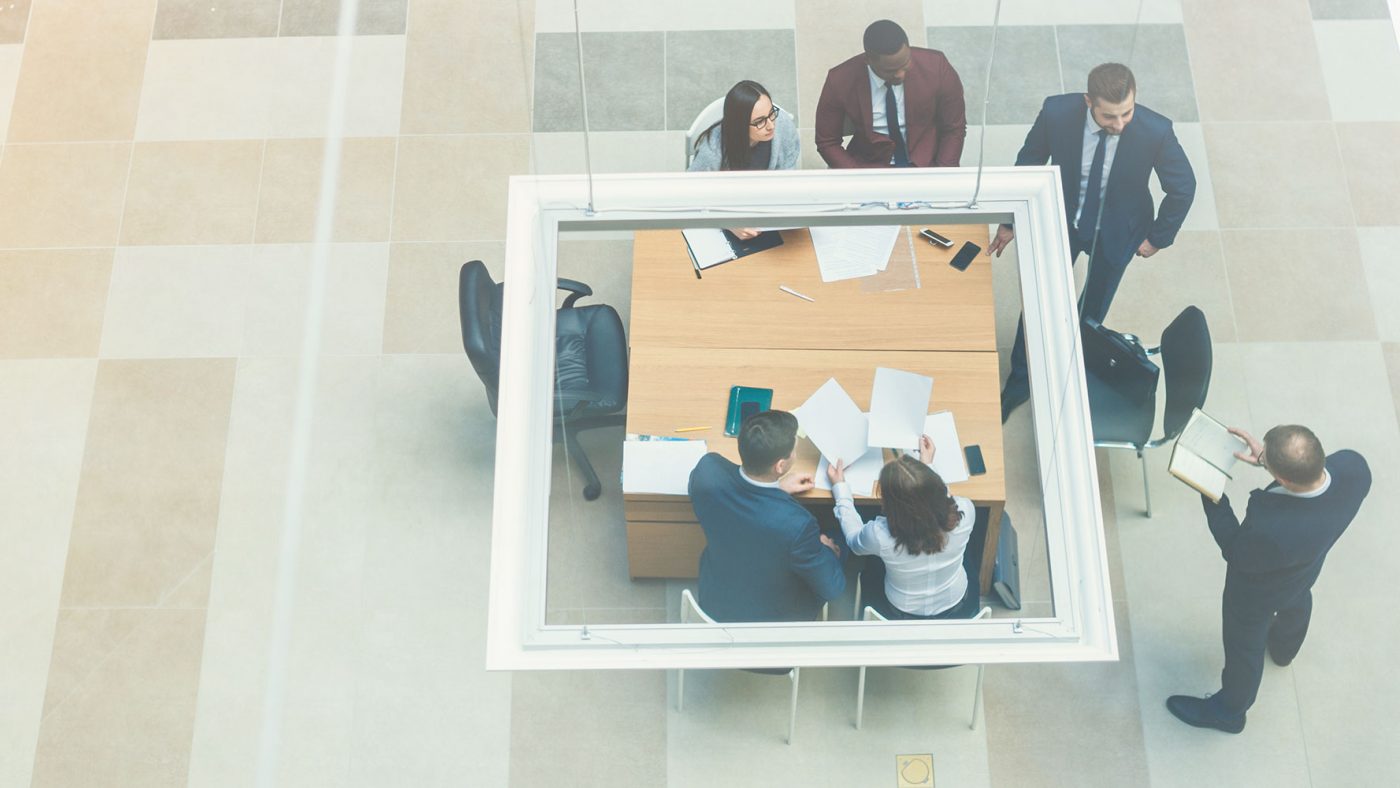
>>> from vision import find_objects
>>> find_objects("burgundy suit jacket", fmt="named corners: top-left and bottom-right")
top-left (815, 48), bottom-right (967, 168)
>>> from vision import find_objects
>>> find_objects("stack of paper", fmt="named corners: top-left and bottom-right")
top-left (621, 439), bottom-right (708, 495)
top-left (923, 411), bottom-right (970, 484)
top-left (815, 450), bottom-right (885, 497)
top-left (809, 225), bottom-right (902, 282)
top-left (868, 367), bottom-right (934, 450)
top-left (793, 378), bottom-right (871, 466)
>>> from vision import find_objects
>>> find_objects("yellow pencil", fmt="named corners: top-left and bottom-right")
top-left (674, 426), bottom-right (710, 433)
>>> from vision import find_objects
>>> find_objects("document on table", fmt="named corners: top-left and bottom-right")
top-left (809, 225), bottom-right (901, 282)
top-left (621, 439), bottom-right (708, 495)
top-left (923, 411), bottom-right (970, 484)
top-left (815, 448), bottom-right (885, 497)
top-left (681, 228), bottom-right (737, 269)
top-left (868, 367), bottom-right (933, 450)
top-left (793, 378), bottom-right (870, 466)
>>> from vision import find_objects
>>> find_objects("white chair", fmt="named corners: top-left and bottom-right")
top-left (684, 97), bottom-right (726, 167)
top-left (854, 605), bottom-right (994, 731)
top-left (676, 588), bottom-right (802, 744)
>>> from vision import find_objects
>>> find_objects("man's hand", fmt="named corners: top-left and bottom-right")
top-left (819, 533), bottom-right (841, 557)
top-left (780, 472), bottom-right (815, 495)
top-left (918, 434), bottom-right (935, 465)
top-left (1228, 427), bottom-right (1264, 466)
top-left (731, 228), bottom-right (761, 241)
top-left (1136, 239), bottom-right (1159, 258)
top-left (986, 224), bottom-right (1015, 257)
top-left (826, 459), bottom-right (846, 485)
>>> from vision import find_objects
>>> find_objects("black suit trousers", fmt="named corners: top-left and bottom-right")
top-left (1214, 587), bottom-right (1315, 715)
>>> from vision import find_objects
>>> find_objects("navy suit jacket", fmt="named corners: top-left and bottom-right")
top-left (688, 454), bottom-right (845, 622)
top-left (1016, 94), bottom-right (1195, 267)
top-left (1203, 450), bottom-right (1371, 613)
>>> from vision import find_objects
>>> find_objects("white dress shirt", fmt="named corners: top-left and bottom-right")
top-left (740, 468), bottom-right (783, 489)
top-left (1267, 470), bottom-right (1332, 498)
top-left (1074, 109), bottom-right (1122, 227)
top-left (832, 481), bottom-right (975, 616)
top-left (867, 66), bottom-right (906, 164)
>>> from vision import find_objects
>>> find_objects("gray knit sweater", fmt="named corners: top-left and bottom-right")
top-left (687, 107), bottom-right (801, 172)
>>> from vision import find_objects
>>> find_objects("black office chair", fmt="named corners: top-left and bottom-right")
top-left (1087, 306), bottom-right (1212, 517)
top-left (459, 260), bottom-right (628, 500)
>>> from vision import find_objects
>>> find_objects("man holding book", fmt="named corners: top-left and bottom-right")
top-left (1167, 424), bottom-right (1371, 733)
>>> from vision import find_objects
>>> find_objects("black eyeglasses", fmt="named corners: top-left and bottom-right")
top-left (749, 107), bottom-right (780, 128)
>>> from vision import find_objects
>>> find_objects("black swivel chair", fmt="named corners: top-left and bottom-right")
top-left (1086, 306), bottom-right (1213, 517)
top-left (459, 260), bottom-right (628, 500)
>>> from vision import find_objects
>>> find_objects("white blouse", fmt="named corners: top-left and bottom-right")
top-left (833, 482), bottom-right (974, 616)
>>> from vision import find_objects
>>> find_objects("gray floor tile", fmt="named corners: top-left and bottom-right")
top-left (1056, 24), bottom-right (1198, 123)
top-left (928, 26), bottom-right (1062, 126)
top-left (1384, 343), bottom-right (1400, 440)
top-left (1314, 22), bottom-right (1400, 122)
top-left (1310, 0), bottom-right (1391, 18)
top-left (153, 0), bottom-right (280, 40)
top-left (1357, 227), bottom-right (1400, 341)
top-left (0, 0), bottom-right (29, 44)
top-left (279, 0), bottom-right (408, 36)
top-left (1221, 229), bottom-right (1376, 342)
top-left (533, 31), bottom-right (666, 132)
top-left (664, 29), bottom-right (799, 132)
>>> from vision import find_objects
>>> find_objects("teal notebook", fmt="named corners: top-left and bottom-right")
top-left (725, 386), bottom-right (774, 437)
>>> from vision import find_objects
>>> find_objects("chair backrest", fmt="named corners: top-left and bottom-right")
top-left (681, 588), bottom-right (718, 625)
top-left (685, 97), bottom-right (727, 166)
top-left (459, 260), bottom-right (505, 415)
top-left (863, 605), bottom-right (993, 622)
top-left (1158, 306), bottom-right (1212, 440)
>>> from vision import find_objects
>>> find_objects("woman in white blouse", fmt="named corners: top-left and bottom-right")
top-left (828, 435), bottom-right (977, 619)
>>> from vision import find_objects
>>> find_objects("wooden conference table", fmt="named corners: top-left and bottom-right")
top-left (623, 225), bottom-right (1007, 594)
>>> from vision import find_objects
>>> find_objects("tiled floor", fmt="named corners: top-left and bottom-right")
top-left (2, 0), bottom-right (1398, 786)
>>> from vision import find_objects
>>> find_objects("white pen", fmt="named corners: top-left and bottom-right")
top-left (779, 285), bottom-right (815, 302)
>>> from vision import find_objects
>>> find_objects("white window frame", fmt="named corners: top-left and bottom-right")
top-left (485, 167), bottom-right (1116, 670)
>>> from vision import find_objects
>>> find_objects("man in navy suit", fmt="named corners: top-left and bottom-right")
top-left (988, 63), bottom-right (1196, 421)
top-left (1168, 425), bottom-right (1371, 733)
top-left (688, 410), bottom-right (846, 622)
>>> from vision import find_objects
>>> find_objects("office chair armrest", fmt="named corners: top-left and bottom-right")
top-left (556, 278), bottom-right (593, 309)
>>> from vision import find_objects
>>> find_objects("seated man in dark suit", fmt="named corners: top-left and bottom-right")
top-left (1168, 424), bottom-right (1371, 733)
top-left (814, 19), bottom-right (966, 168)
top-left (688, 410), bottom-right (845, 622)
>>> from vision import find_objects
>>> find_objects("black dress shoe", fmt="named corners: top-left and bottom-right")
top-left (1166, 694), bottom-right (1246, 734)
top-left (1267, 639), bottom-right (1295, 667)
top-left (1000, 376), bottom-right (1030, 423)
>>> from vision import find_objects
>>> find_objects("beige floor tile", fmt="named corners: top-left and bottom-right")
top-left (390, 134), bottom-right (530, 242)
top-left (254, 137), bottom-right (396, 243)
top-left (121, 141), bottom-right (264, 245)
top-left (0, 142), bottom-right (130, 248)
top-left (30, 609), bottom-right (208, 788)
top-left (924, 0), bottom-right (1184, 25)
top-left (0, 249), bottom-right (114, 358)
top-left (1182, 0), bottom-right (1331, 122)
top-left (1336, 122), bottom-right (1400, 226)
top-left (1155, 122), bottom-right (1219, 232)
top-left (242, 243), bottom-right (389, 356)
top-left (136, 36), bottom-right (405, 141)
top-left (100, 246), bottom-right (251, 359)
top-left (1313, 20), bottom-right (1400, 122)
top-left (382, 242), bottom-right (501, 353)
top-left (795, 0), bottom-right (926, 129)
top-left (6, 0), bottom-right (156, 142)
top-left (61, 358), bottom-right (236, 608)
top-left (1357, 227), bottom-right (1400, 341)
top-left (0, 1), bottom-right (30, 44)
top-left (529, 130), bottom-right (686, 174)
top-left (1204, 123), bottom-right (1353, 228)
top-left (400, 0), bottom-right (533, 134)
top-left (280, 0), bottom-right (408, 36)
top-left (1220, 229), bottom-right (1375, 342)
top-left (1105, 230), bottom-right (1237, 344)
top-left (0, 359), bottom-right (96, 788)
top-left (0, 44), bottom-right (20, 140)
top-left (153, 0), bottom-right (280, 39)
top-left (1385, 343), bottom-right (1400, 430)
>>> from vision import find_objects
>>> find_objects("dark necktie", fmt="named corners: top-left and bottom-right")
top-left (885, 82), bottom-right (909, 167)
top-left (1077, 129), bottom-right (1108, 246)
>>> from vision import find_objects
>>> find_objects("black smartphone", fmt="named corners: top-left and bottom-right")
top-left (950, 241), bottom-right (981, 271)
top-left (919, 228), bottom-right (954, 248)
top-left (965, 444), bottom-right (987, 476)
top-left (739, 400), bottom-right (761, 423)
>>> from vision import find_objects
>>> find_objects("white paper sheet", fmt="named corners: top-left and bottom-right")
top-left (923, 411), bottom-right (970, 484)
top-left (794, 378), bottom-right (870, 466)
top-left (809, 225), bottom-right (901, 282)
top-left (868, 367), bottom-right (933, 450)
top-left (681, 228), bottom-right (736, 269)
top-left (815, 447), bottom-right (885, 497)
top-left (621, 439), bottom-right (708, 495)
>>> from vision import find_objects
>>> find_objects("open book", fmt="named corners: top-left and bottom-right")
top-left (1169, 409), bottom-right (1248, 502)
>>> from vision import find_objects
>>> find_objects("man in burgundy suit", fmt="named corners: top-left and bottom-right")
top-left (815, 20), bottom-right (967, 169)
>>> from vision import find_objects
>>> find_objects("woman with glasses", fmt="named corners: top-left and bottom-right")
top-left (688, 80), bottom-right (800, 174)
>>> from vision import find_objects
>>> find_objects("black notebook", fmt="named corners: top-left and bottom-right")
top-left (681, 229), bottom-right (785, 272)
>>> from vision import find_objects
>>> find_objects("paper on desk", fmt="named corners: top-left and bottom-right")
top-left (868, 367), bottom-right (933, 450)
top-left (923, 411), bottom-right (970, 484)
top-left (809, 225), bottom-right (901, 282)
top-left (794, 378), bottom-right (870, 466)
top-left (681, 228), bottom-right (736, 269)
top-left (621, 439), bottom-right (708, 495)
top-left (815, 447), bottom-right (885, 497)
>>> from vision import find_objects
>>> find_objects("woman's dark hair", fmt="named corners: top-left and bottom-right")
top-left (698, 80), bottom-right (771, 171)
top-left (878, 455), bottom-right (961, 556)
